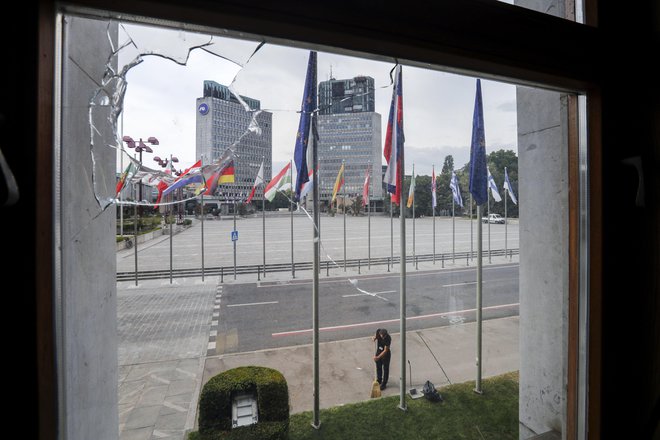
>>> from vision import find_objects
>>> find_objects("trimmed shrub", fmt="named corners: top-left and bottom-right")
top-left (198, 366), bottom-right (289, 440)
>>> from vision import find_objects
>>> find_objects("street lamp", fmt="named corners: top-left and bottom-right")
top-left (122, 135), bottom-right (158, 286)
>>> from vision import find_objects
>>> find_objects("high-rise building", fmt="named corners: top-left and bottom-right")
top-left (196, 80), bottom-right (272, 200)
top-left (317, 76), bottom-right (382, 202)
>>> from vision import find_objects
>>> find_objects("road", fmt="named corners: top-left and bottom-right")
top-left (213, 263), bottom-right (519, 354)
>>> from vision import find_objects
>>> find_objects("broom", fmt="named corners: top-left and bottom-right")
top-left (371, 379), bottom-right (381, 398)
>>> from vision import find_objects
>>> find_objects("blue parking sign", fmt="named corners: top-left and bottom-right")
top-left (231, 230), bottom-right (239, 241)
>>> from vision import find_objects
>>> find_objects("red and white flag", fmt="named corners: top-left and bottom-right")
top-left (246, 161), bottom-right (264, 204)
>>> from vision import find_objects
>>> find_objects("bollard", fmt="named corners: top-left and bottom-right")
top-left (442, 253), bottom-right (444, 269)
top-left (326, 260), bottom-right (329, 277)
top-left (415, 256), bottom-right (418, 270)
top-left (387, 257), bottom-right (390, 272)
top-left (358, 259), bottom-right (361, 274)
top-left (221, 266), bottom-right (224, 283)
top-left (467, 253), bottom-right (469, 266)
top-left (258, 265), bottom-right (261, 281)
top-left (292, 262), bottom-right (296, 279)
top-left (263, 263), bottom-right (266, 278)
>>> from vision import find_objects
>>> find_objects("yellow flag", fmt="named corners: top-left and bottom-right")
top-left (331, 163), bottom-right (345, 203)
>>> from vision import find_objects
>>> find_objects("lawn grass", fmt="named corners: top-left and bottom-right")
top-left (288, 371), bottom-right (519, 440)
top-left (187, 372), bottom-right (518, 440)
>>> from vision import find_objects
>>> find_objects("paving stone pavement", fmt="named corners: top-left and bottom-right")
top-left (117, 278), bottom-right (219, 440)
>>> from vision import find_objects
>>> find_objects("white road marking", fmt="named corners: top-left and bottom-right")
top-left (227, 301), bottom-right (279, 308)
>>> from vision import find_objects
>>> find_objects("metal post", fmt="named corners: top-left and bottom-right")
top-left (432, 164), bottom-right (436, 265)
top-left (390, 198), bottom-right (393, 267)
top-left (412, 163), bottom-right (415, 258)
top-left (358, 259), bottom-right (361, 274)
top-left (311, 87), bottom-right (321, 429)
top-left (169, 192), bottom-right (173, 284)
top-left (399, 135), bottom-right (407, 413)
top-left (343, 159), bottom-right (346, 272)
top-left (134, 186), bottom-right (138, 286)
top-left (290, 160), bottom-right (295, 278)
top-left (258, 265), bottom-right (261, 281)
top-left (387, 256), bottom-right (390, 272)
top-left (368, 171), bottom-right (371, 270)
top-left (233, 198), bottom-right (237, 280)
top-left (262, 188), bottom-right (266, 279)
top-left (221, 266), bottom-right (224, 283)
top-left (452, 198), bottom-right (455, 264)
top-left (442, 253), bottom-right (444, 268)
top-left (470, 195), bottom-right (474, 260)
top-left (475, 204), bottom-right (483, 394)
top-left (488, 191), bottom-right (491, 264)
top-left (326, 260), bottom-right (329, 277)
top-left (201, 193), bottom-right (205, 282)
top-left (505, 184), bottom-right (508, 259)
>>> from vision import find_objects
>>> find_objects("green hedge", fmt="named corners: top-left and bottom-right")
top-left (197, 366), bottom-right (289, 440)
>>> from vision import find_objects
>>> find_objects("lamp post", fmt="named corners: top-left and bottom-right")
top-left (154, 154), bottom-right (179, 284)
top-left (122, 136), bottom-right (158, 286)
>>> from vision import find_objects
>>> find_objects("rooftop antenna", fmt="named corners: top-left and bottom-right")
top-left (329, 64), bottom-right (334, 80)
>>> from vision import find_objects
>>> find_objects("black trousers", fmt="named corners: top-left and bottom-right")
top-left (375, 355), bottom-right (391, 385)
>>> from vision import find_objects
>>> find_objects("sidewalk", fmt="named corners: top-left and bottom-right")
top-left (202, 316), bottom-right (519, 416)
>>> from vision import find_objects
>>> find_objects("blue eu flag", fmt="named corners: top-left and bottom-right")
top-left (469, 79), bottom-right (488, 206)
top-left (293, 51), bottom-right (317, 201)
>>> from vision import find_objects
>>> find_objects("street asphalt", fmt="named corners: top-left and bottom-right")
top-left (116, 215), bottom-right (520, 440)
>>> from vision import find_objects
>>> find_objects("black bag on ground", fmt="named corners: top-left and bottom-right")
top-left (422, 380), bottom-right (443, 402)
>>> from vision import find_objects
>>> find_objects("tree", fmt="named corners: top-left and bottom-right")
top-left (441, 155), bottom-right (454, 174)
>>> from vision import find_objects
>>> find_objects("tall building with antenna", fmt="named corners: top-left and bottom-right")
top-left (317, 75), bottom-right (382, 203)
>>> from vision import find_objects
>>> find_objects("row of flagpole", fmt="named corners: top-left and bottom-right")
top-left (121, 51), bottom-right (520, 424)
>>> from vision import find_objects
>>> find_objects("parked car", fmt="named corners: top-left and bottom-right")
top-left (482, 213), bottom-right (505, 224)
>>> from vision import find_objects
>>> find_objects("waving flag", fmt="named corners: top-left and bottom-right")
top-left (503, 167), bottom-right (517, 205)
top-left (383, 65), bottom-right (404, 205)
top-left (299, 168), bottom-right (315, 199)
top-left (406, 172), bottom-right (416, 209)
top-left (431, 167), bottom-right (437, 209)
top-left (162, 160), bottom-right (202, 197)
top-left (218, 160), bottom-right (235, 184)
top-left (265, 162), bottom-right (292, 202)
top-left (450, 171), bottom-right (464, 208)
top-left (469, 79), bottom-right (488, 206)
top-left (487, 167), bottom-right (502, 202)
top-left (362, 166), bottom-right (371, 206)
top-left (331, 162), bottom-right (345, 204)
top-left (246, 161), bottom-right (264, 203)
top-left (293, 51), bottom-right (317, 201)
top-left (116, 161), bottom-right (138, 196)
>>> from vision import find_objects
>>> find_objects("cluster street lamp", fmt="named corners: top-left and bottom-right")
top-left (122, 135), bottom-right (159, 286)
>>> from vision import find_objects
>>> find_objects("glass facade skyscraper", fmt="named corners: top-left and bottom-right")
top-left (196, 80), bottom-right (272, 200)
top-left (317, 76), bottom-right (382, 202)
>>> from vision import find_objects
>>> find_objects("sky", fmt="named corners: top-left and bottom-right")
top-left (119, 22), bottom-right (519, 178)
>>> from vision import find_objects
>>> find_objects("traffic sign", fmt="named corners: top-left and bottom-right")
top-left (231, 230), bottom-right (239, 241)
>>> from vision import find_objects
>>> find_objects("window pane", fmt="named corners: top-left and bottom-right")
top-left (58, 12), bottom-right (581, 440)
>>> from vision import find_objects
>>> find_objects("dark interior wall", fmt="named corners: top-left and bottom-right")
top-left (1, 1), bottom-right (657, 439)
top-left (597, 1), bottom-right (659, 438)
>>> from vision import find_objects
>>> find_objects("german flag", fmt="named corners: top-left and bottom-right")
top-left (218, 161), bottom-right (235, 184)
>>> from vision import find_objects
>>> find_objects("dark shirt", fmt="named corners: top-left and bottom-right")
top-left (375, 333), bottom-right (391, 358)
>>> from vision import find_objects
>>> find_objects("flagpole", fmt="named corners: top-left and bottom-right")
top-left (368, 162), bottom-right (371, 270)
top-left (312, 123), bottom-right (321, 429)
top-left (398, 132), bottom-right (407, 413)
top-left (470, 195), bottom-right (474, 261)
top-left (505, 169), bottom-right (508, 258)
top-left (432, 164), bottom-right (436, 264)
top-left (201, 192), bottom-right (205, 282)
top-left (290, 160), bottom-right (295, 278)
top-left (412, 163), bottom-right (415, 258)
top-left (390, 198), bottom-right (393, 266)
top-left (233, 196), bottom-right (237, 280)
top-left (452, 197), bottom-right (455, 264)
top-left (262, 156), bottom-right (266, 278)
top-left (169, 190), bottom-right (173, 284)
top-left (475, 203), bottom-right (483, 393)
top-left (343, 159), bottom-right (346, 272)
top-left (133, 179), bottom-right (138, 286)
top-left (488, 191), bottom-right (491, 264)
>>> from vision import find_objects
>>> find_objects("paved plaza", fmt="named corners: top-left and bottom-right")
top-left (116, 213), bottom-right (520, 439)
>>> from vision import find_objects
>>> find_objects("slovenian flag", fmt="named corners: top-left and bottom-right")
top-left (383, 64), bottom-right (404, 205)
